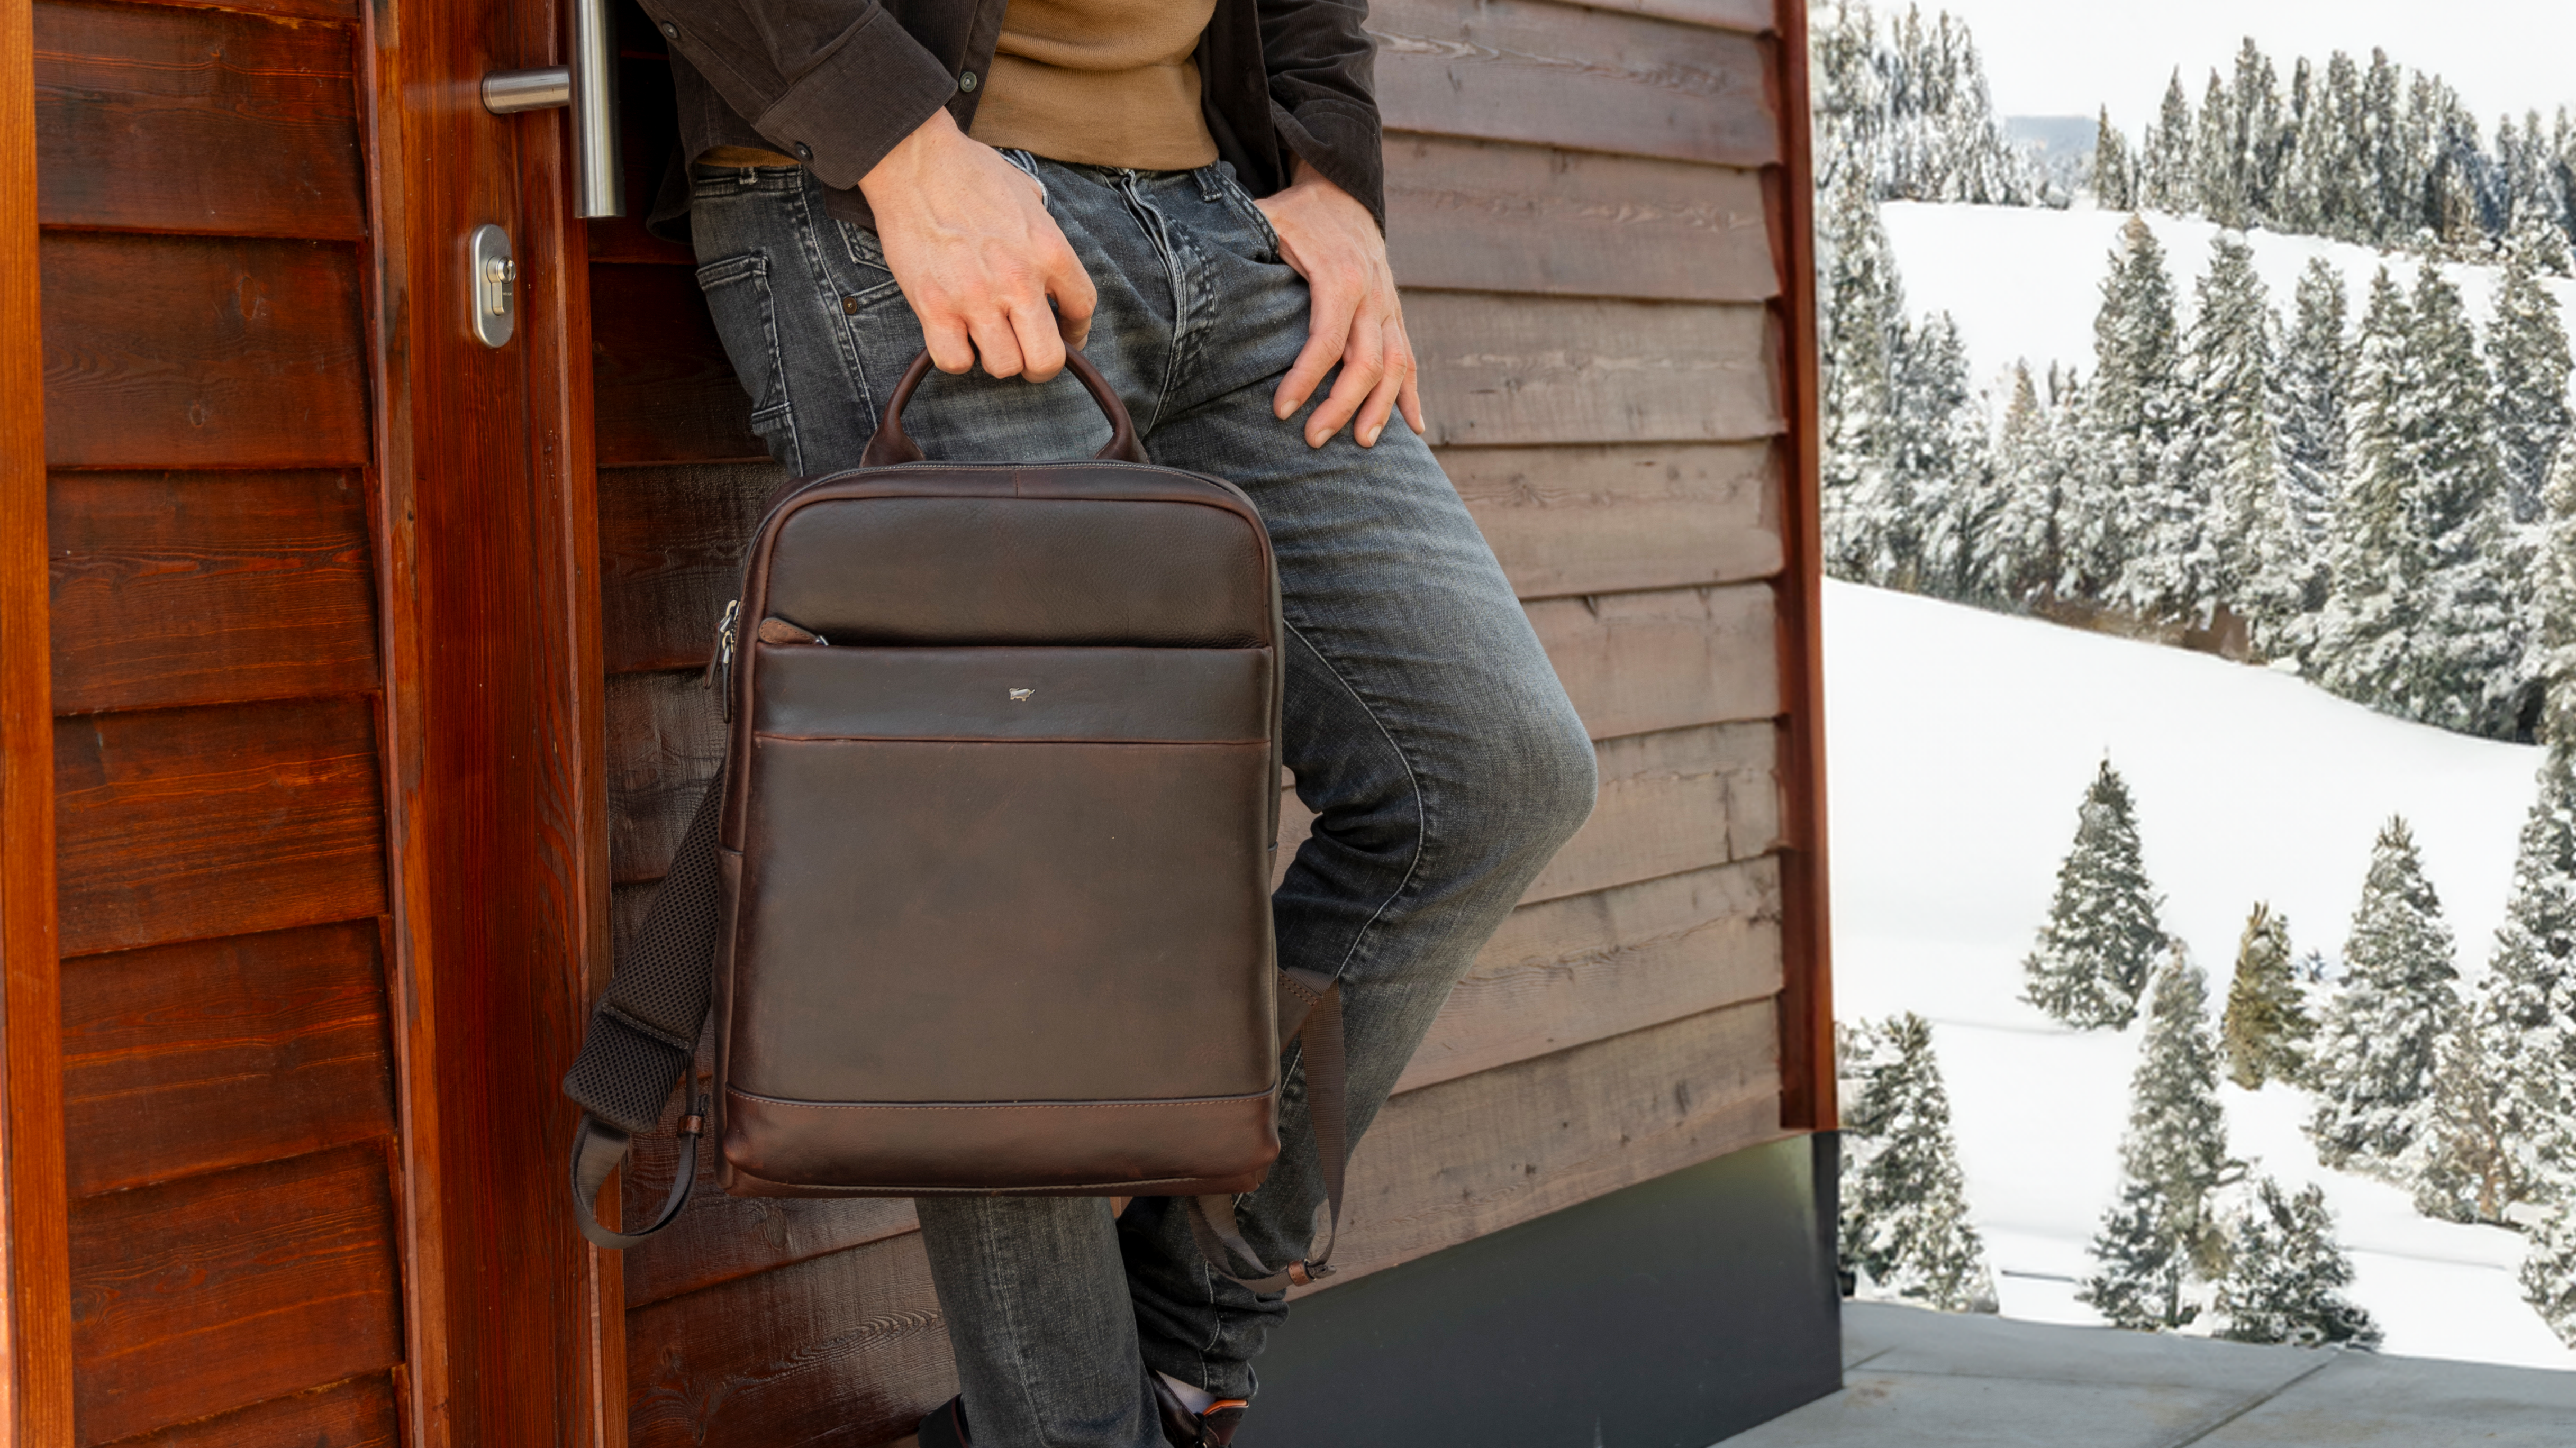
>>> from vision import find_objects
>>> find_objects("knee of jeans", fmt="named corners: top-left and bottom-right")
top-left (1455, 695), bottom-right (1597, 863)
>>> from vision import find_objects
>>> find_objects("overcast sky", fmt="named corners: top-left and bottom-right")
top-left (1912, 0), bottom-right (2576, 132)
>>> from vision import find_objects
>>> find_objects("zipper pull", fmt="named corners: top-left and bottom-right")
top-left (704, 599), bottom-right (740, 717)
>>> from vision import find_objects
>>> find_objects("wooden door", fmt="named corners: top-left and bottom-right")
top-left (4, 0), bottom-right (620, 1436)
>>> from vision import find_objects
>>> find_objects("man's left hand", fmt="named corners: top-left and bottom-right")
top-left (1257, 160), bottom-right (1425, 449)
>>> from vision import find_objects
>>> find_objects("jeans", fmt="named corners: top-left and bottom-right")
top-left (685, 157), bottom-right (1597, 1448)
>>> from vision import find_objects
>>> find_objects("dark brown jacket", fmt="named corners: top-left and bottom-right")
top-left (637, 0), bottom-right (1385, 233)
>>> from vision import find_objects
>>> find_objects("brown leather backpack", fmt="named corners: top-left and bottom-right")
top-left (563, 351), bottom-right (1342, 1290)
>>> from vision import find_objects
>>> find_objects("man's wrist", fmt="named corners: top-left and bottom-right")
top-left (860, 107), bottom-right (964, 206)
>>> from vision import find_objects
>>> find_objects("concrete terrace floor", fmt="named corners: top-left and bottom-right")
top-left (1716, 1302), bottom-right (2576, 1447)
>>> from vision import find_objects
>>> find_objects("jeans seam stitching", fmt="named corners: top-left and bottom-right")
top-left (789, 174), bottom-right (879, 447)
top-left (1114, 172), bottom-right (1188, 435)
top-left (1280, 618), bottom-right (1428, 986)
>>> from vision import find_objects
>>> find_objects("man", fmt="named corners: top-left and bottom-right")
top-left (633, 2), bottom-right (1598, 1443)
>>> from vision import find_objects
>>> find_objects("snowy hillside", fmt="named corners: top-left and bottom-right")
top-left (1881, 199), bottom-right (2576, 391)
top-left (1826, 579), bottom-right (2576, 1370)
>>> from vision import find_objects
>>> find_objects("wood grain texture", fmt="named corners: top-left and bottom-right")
top-left (1395, 857), bottom-right (1782, 1094)
top-left (49, 470), bottom-right (378, 714)
top-left (1385, 137), bottom-right (1774, 302)
top-left (40, 233), bottom-right (369, 469)
top-left (620, 1143), bottom-right (919, 1310)
top-left (1524, 721), bottom-right (1779, 904)
top-left (1275, 722), bottom-right (1778, 903)
top-left (1529, 582), bottom-right (1779, 741)
top-left (68, 1143), bottom-right (402, 1446)
top-left (1582, 0), bottom-right (1774, 30)
top-left (605, 668), bottom-right (725, 885)
top-left (104, 1373), bottom-right (400, 1448)
top-left (59, 921), bottom-right (394, 1199)
top-left (1767, 0), bottom-right (1835, 1132)
top-left (627, 1233), bottom-right (956, 1448)
top-left (599, 461), bottom-right (782, 674)
top-left (1408, 292), bottom-right (1778, 447)
top-left (592, 262), bottom-right (768, 466)
top-left (1309, 999), bottom-right (1782, 1290)
top-left (33, 0), bottom-right (365, 238)
top-left (52, 696), bottom-right (387, 958)
top-left (2, 0), bottom-right (74, 1428)
top-left (1444, 441), bottom-right (1782, 598)
top-left (1369, 0), bottom-right (1776, 166)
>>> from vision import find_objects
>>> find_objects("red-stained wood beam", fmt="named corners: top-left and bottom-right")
top-left (361, 0), bottom-right (616, 1435)
top-left (1765, 0), bottom-right (1836, 1133)
top-left (1, 0), bottom-right (75, 1438)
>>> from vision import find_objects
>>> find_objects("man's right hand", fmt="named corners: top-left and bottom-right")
top-left (859, 110), bottom-right (1096, 383)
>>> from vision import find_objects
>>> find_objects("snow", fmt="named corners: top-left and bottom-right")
top-left (1825, 578), bottom-right (2576, 1370)
top-left (1877, 201), bottom-right (2576, 395)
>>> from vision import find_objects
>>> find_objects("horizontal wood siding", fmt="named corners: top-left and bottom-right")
top-left (597, 0), bottom-right (1801, 1438)
top-left (33, 0), bottom-right (407, 1437)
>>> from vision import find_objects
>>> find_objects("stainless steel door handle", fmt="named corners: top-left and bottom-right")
top-left (482, 0), bottom-right (622, 218)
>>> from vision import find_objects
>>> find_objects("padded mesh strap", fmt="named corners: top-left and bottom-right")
top-left (560, 767), bottom-right (728, 1250)
top-left (560, 767), bottom-right (728, 1133)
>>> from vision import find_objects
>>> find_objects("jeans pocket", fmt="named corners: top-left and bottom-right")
top-left (694, 251), bottom-right (799, 465)
top-left (832, 221), bottom-right (906, 309)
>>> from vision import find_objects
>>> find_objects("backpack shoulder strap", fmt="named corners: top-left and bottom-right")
top-left (559, 766), bottom-right (729, 1248)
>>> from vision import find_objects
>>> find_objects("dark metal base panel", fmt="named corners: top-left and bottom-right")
top-left (1246, 1132), bottom-right (1844, 1446)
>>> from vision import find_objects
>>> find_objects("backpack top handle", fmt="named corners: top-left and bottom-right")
top-left (860, 347), bottom-right (1150, 468)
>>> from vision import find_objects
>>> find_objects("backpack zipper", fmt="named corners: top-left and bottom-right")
top-left (705, 599), bottom-right (741, 718)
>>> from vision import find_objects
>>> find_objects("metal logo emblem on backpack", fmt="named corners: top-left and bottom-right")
top-left (561, 349), bottom-right (1343, 1292)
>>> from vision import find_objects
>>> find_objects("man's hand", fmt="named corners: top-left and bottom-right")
top-left (1257, 159), bottom-right (1423, 449)
top-left (860, 110), bottom-right (1097, 381)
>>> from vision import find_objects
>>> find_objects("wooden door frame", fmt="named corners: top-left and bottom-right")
top-left (365, 0), bottom-right (617, 1432)
top-left (0, 0), bottom-right (75, 1438)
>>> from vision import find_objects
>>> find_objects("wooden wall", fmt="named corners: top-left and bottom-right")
top-left (589, 1), bottom-right (1822, 1443)
top-left (29, 0), bottom-right (410, 1442)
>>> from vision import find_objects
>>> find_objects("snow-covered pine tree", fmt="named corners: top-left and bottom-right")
top-left (2221, 903), bottom-right (2314, 1090)
top-left (2525, 1199), bottom-right (2576, 1349)
top-left (2361, 50), bottom-right (2408, 244)
top-left (2126, 949), bottom-right (2237, 1270)
top-left (2082, 947), bottom-right (2237, 1328)
top-left (2088, 217), bottom-right (2191, 617)
top-left (2182, 233), bottom-right (2305, 649)
top-left (1983, 361), bottom-right (2061, 606)
top-left (1837, 1013), bottom-right (2000, 1313)
top-left (2214, 1178), bottom-right (2383, 1347)
top-left (2403, 265), bottom-right (2525, 737)
top-left (2082, 1178), bottom-right (2191, 1330)
top-left (1818, 166), bottom-right (1907, 587)
top-left (2277, 258), bottom-right (2351, 559)
top-left (2092, 106), bottom-right (2135, 211)
top-left (2142, 72), bottom-right (2196, 215)
top-left (2234, 41), bottom-right (2288, 228)
top-left (2315, 269), bottom-right (2420, 716)
top-left (2535, 443), bottom-right (2576, 739)
top-left (2416, 1003), bottom-right (2510, 1223)
top-left (2306, 52), bottom-right (2371, 243)
top-left (2023, 760), bottom-right (2168, 1029)
top-left (1807, 0), bottom-right (1884, 195)
top-left (2272, 57), bottom-right (2321, 235)
top-left (1890, 311), bottom-right (1988, 599)
top-left (2308, 816), bottom-right (2463, 1172)
top-left (2461, 737), bottom-right (2576, 1211)
top-left (2490, 213), bottom-right (2574, 524)
top-left (2195, 70), bottom-right (2243, 227)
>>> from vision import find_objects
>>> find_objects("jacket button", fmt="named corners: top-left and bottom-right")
top-left (659, 20), bottom-right (677, 37)
top-left (958, 70), bottom-right (978, 92)
top-left (794, 142), bottom-right (814, 162)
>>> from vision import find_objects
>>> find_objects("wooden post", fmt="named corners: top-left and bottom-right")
top-left (0, 0), bottom-right (74, 1437)
top-left (1767, 0), bottom-right (1838, 1133)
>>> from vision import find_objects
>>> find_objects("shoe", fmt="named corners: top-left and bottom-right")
top-left (1149, 1374), bottom-right (1248, 1447)
top-left (915, 1396), bottom-right (971, 1448)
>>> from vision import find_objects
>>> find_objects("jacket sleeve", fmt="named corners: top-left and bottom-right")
top-left (1256, 0), bottom-right (1386, 226)
top-left (634, 0), bottom-right (959, 190)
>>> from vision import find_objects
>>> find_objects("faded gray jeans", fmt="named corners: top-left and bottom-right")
top-left (685, 157), bottom-right (1596, 1448)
